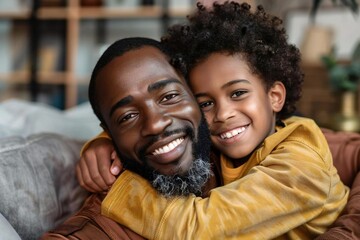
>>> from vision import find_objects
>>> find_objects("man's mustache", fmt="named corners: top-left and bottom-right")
top-left (138, 126), bottom-right (195, 161)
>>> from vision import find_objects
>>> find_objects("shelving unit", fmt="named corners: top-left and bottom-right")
top-left (0, 0), bottom-right (193, 109)
top-left (297, 63), bottom-right (360, 129)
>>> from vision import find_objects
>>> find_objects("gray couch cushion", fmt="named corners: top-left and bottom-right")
top-left (0, 133), bottom-right (89, 240)
top-left (0, 213), bottom-right (21, 240)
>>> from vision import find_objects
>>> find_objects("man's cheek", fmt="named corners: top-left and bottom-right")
top-left (178, 101), bottom-right (202, 121)
top-left (202, 112), bottom-right (212, 125)
top-left (113, 139), bottom-right (135, 161)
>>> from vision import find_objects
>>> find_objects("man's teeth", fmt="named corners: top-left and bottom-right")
top-left (220, 127), bottom-right (246, 139)
top-left (152, 137), bottom-right (184, 155)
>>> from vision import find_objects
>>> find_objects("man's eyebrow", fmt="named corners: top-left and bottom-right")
top-left (109, 95), bottom-right (133, 118)
top-left (148, 78), bottom-right (182, 92)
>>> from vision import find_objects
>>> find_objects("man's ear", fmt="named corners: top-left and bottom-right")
top-left (268, 81), bottom-right (286, 113)
top-left (100, 122), bottom-right (110, 135)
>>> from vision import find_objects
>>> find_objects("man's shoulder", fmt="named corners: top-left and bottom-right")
top-left (40, 194), bottom-right (146, 240)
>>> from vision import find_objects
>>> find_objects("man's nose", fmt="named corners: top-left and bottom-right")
top-left (141, 105), bottom-right (172, 137)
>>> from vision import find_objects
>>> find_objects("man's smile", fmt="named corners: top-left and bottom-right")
top-left (152, 137), bottom-right (185, 155)
top-left (145, 134), bottom-right (190, 166)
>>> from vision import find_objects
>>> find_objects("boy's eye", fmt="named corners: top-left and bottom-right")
top-left (118, 112), bottom-right (138, 124)
top-left (198, 101), bottom-right (214, 110)
top-left (160, 93), bottom-right (178, 103)
top-left (231, 90), bottom-right (247, 98)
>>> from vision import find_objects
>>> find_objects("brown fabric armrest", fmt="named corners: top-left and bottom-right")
top-left (317, 128), bottom-right (360, 239)
top-left (321, 128), bottom-right (360, 187)
top-left (316, 172), bottom-right (360, 240)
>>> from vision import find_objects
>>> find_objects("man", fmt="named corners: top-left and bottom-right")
top-left (41, 37), bottom-right (217, 239)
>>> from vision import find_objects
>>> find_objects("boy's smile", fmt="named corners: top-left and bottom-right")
top-left (218, 125), bottom-right (248, 142)
top-left (190, 52), bottom-right (285, 160)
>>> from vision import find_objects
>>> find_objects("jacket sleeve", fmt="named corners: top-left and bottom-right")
top-left (102, 141), bottom-right (348, 239)
top-left (40, 194), bottom-right (147, 240)
top-left (80, 131), bottom-right (111, 156)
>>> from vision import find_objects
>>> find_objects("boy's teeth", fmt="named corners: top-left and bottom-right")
top-left (152, 138), bottom-right (184, 155)
top-left (220, 127), bottom-right (246, 139)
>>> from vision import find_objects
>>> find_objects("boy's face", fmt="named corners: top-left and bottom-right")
top-left (189, 52), bottom-right (285, 159)
top-left (96, 46), bottom-right (206, 177)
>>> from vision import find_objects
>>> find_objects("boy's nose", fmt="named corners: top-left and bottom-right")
top-left (214, 102), bottom-right (236, 122)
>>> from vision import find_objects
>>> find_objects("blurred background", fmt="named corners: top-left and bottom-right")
top-left (0, 0), bottom-right (359, 131)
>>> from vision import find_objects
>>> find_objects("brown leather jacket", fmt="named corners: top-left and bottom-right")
top-left (40, 193), bottom-right (146, 240)
top-left (41, 128), bottom-right (360, 240)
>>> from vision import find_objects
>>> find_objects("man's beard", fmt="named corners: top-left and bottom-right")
top-left (151, 157), bottom-right (211, 197)
top-left (115, 116), bottom-right (212, 197)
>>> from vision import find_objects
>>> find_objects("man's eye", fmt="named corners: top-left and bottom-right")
top-left (198, 101), bottom-right (213, 110)
top-left (231, 90), bottom-right (247, 98)
top-left (160, 93), bottom-right (178, 103)
top-left (118, 113), bottom-right (138, 123)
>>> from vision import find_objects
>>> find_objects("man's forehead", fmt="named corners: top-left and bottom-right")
top-left (97, 46), bottom-right (181, 84)
top-left (117, 47), bottom-right (186, 87)
top-left (97, 46), bottom-right (191, 114)
top-left (116, 46), bottom-right (177, 77)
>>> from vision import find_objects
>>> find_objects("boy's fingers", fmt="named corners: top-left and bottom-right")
top-left (76, 160), bottom-right (101, 192)
top-left (97, 152), bottom-right (117, 186)
top-left (111, 150), bottom-right (116, 160)
top-left (110, 159), bottom-right (122, 176)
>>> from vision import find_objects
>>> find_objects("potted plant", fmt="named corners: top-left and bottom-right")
top-left (301, 0), bottom-right (358, 64)
top-left (310, 0), bottom-right (358, 22)
top-left (321, 41), bottom-right (360, 132)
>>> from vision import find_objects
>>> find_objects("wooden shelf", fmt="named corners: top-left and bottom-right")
top-left (0, 1), bottom-right (192, 109)
top-left (168, 7), bottom-right (194, 17)
top-left (34, 6), bottom-right (191, 20)
top-left (0, 72), bottom-right (30, 84)
top-left (0, 9), bottom-right (30, 19)
top-left (37, 71), bottom-right (69, 84)
top-left (296, 63), bottom-right (360, 129)
top-left (37, 7), bottom-right (69, 19)
top-left (80, 6), bottom-right (163, 19)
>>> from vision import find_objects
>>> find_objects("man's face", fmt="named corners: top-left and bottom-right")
top-left (96, 46), bottom-right (211, 196)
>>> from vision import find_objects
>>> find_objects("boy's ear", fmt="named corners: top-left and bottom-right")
top-left (268, 81), bottom-right (286, 113)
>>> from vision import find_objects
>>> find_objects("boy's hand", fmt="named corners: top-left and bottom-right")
top-left (76, 138), bottom-right (122, 192)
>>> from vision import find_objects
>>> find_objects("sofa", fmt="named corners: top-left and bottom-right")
top-left (0, 100), bottom-right (359, 239)
top-left (0, 99), bottom-right (99, 240)
top-left (0, 133), bottom-right (89, 240)
top-left (316, 129), bottom-right (360, 239)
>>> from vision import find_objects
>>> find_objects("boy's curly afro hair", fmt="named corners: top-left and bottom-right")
top-left (161, 1), bottom-right (304, 120)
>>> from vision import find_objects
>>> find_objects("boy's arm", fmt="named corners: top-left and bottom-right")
top-left (102, 142), bottom-right (348, 239)
top-left (77, 131), bottom-right (121, 193)
top-left (80, 131), bottom-right (112, 155)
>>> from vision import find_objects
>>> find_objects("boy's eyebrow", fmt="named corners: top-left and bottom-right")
top-left (195, 79), bottom-right (250, 98)
top-left (221, 79), bottom-right (249, 89)
top-left (109, 95), bottom-right (133, 118)
top-left (148, 78), bottom-right (182, 92)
